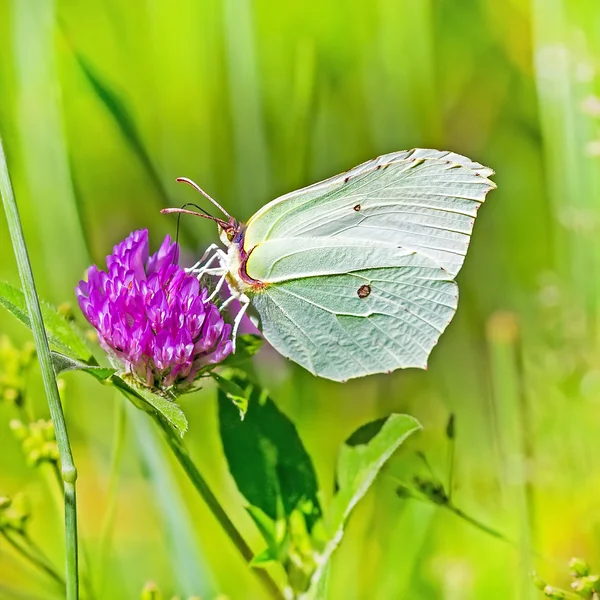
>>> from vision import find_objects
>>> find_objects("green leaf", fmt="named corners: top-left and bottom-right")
top-left (333, 415), bottom-right (420, 519)
top-left (218, 373), bottom-right (322, 532)
top-left (111, 375), bottom-right (188, 438)
top-left (50, 351), bottom-right (115, 381)
top-left (303, 414), bottom-right (421, 598)
top-left (212, 372), bottom-right (249, 419)
top-left (250, 548), bottom-right (278, 567)
top-left (0, 280), bottom-right (92, 361)
top-left (220, 334), bottom-right (264, 368)
top-left (246, 505), bottom-right (284, 564)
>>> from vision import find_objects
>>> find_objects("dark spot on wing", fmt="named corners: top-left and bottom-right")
top-left (357, 284), bottom-right (371, 299)
top-left (344, 176), bottom-right (350, 183)
top-left (353, 204), bottom-right (361, 212)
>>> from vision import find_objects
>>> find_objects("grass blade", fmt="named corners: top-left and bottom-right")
top-left (0, 137), bottom-right (79, 598)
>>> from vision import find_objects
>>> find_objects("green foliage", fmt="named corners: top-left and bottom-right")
top-left (10, 419), bottom-right (59, 467)
top-left (50, 352), bottom-right (115, 381)
top-left (3, 0), bottom-right (600, 597)
top-left (0, 280), bottom-right (189, 437)
top-left (0, 494), bottom-right (30, 534)
top-left (304, 415), bottom-right (421, 597)
top-left (332, 415), bottom-right (421, 523)
top-left (218, 373), bottom-right (322, 529)
top-left (533, 558), bottom-right (600, 599)
top-left (0, 281), bottom-right (91, 361)
top-left (0, 335), bottom-right (35, 405)
top-left (112, 375), bottom-right (188, 438)
top-left (217, 372), bottom-right (420, 597)
top-left (212, 373), bottom-right (250, 419)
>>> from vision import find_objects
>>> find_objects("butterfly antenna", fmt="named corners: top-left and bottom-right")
top-left (174, 203), bottom-right (213, 253)
top-left (176, 177), bottom-right (233, 220)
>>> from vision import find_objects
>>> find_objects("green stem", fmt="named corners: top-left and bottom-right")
top-left (0, 138), bottom-right (79, 599)
top-left (1, 530), bottom-right (65, 590)
top-left (154, 415), bottom-right (285, 600)
top-left (445, 504), bottom-right (512, 544)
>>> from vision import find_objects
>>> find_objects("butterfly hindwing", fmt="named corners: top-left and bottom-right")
top-left (245, 241), bottom-right (457, 381)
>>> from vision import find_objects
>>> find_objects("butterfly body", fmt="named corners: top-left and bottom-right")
top-left (171, 149), bottom-right (496, 382)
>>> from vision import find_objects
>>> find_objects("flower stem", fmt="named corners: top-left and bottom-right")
top-left (0, 137), bottom-right (79, 599)
top-left (154, 415), bottom-right (286, 600)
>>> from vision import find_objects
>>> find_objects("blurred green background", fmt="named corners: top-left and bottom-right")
top-left (1, 0), bottom-right (600, 598)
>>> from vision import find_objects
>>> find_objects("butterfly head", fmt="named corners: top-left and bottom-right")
top-left (162, 177), bottom-right (243, 244)
top-left (218, 217), bottom-right (244, 247)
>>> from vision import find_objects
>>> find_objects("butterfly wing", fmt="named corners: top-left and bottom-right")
top-left (240, 149), bottom-right (495, 380)
top-left (244, 237), bottom-right (457, 381)
top-left (244, 149), bottom-right (495, 277)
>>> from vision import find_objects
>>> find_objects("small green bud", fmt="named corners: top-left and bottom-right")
top-left (12, 420), bottom-right (59, 467)
top-left (0, 336), bottom-right (35, 407)
top-left (27, 449), bottom-right (41, 467)
top-left (43, 421), bottom-right (57, 442)
top-left (543, 586), bottom-right (566, 599)
top-left (9, 419), bottom-right (27, 440)
top-left (141, 581), bottom-right (162, 600)
top-left (413, 476), bottom-right (448, 505)
top-left (396, 484), bottom-right (414, 499)
top-left (570, 557), bottom-right (591, 578)
top-left (532, 571), bottom-right (547, 590)
top-left (2, 493), bottom-right (30, 533)
top-left (57, 303), bottom-right (74, 321)
top-left (572, 574), bottom-right (600, 596)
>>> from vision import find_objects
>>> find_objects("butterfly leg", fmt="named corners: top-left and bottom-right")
top-left (230, 294), bottom-right (250, 353)
top-left (187, 246), bottom-right (228, 282)
top-left (187, 243), bottom-right (224, 272)
top-left (207, 270), bottom-right (229, 303)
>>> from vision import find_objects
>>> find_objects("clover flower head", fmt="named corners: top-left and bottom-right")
top-left (76, 229), bottom-right (232, 391)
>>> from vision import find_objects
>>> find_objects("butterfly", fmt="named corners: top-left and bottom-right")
top-left (162, 149), bottom-right (496, 382)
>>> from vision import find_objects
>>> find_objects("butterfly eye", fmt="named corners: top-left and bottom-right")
top-left (226, 229), bottom-right (235, 242)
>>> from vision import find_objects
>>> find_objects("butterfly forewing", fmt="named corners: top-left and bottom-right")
top-left (244, 149), bottom-right (496, 277)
